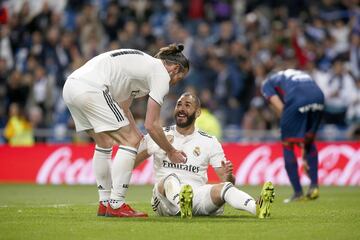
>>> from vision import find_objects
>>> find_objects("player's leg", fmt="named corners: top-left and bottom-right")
top-left (212, 182), bottom-right (257, 215)
top-left (191, 185), bottom-right (223, 216)
top-left (79, 90), bottom-right (146, 217)
top-left (157, 173), bottom-right (192, 218)
top-left (63, 89), bottom-right (114, 216)
top-left (281, 104), bottom-right (307, 203)
top-left (104, 125), bottom-right (147, 217)
top-left (87, 130), bottom-right (113, 216)
top-left (303, 140), bottom-right (319, 199)
top-left (162, 174), bottom-right (181, 210)
top-left (303, 109), bottom-right (323, 200)
top-left (282, 142), bottom-right (304, 203)
top-left (151, 182), bottom-right (180, 216)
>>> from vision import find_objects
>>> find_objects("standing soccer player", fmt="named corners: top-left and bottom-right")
top-left (261, 69), bottom-right (324, 203)
top-left (62, 44), bottom-right (189, 217)
top-left (136, 92), bottom-right (275, 218)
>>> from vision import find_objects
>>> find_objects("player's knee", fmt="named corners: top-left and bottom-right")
top-left (163, 174), bottom-right (181, 188)
top-left (282, 141), bottom-right (294, 149)
top-left (126, 134), bottom-right (142, 148)
top-left (93, 132), bottom-right (114, 148)
top-left (112, 127), bottom-right (142, 148)
top-left (211, 182), bottom-right (233, 206)
top-left (162, 173), bottom-right (181, 196)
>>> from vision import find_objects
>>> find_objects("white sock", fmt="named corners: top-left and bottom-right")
top-left (222, 183), bottom-right (257, 215)
top-left (93, 145), bottom-right (112, 205)
top-left (163, 174), bottom-right (181, 208)
top-left (110, 145), bottom-right (137, 209)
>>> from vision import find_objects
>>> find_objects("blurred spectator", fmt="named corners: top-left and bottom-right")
top-left (349, 30), bottom-right (360, 80)
top-left (0, 0), bottom-right (359, 143)
top-left (346, 78), bottom-right (360, 125)
top-left (4, 103), bottom-right (34, 146)
top-left (317, 57), bottom-right (356, 126)
top-left (6, 70), bottom-right (31, 110)
top-left (207, 55), bottom-right (245, 125)
top-left (195, 87), bottom-right (223, 141)
top-left (242, 97), bottom-right (267, 132)
top-left (31, 65), bottom-right (55, 123)
top-left (27, 105), bottom-right (46, 143)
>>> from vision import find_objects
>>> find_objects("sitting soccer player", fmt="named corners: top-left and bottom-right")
top-left (135, 92), bottom-right (275, 218)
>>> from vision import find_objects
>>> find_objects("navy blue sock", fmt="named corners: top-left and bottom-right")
top-left (304, 143), bottom-right (318, 187)
top-left (283, 144), bottom-right (303, 194)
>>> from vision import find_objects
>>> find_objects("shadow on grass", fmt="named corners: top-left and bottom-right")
top-left (99, 214), bottom-right (262, 223)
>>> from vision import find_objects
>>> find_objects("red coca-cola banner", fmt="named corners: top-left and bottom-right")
top-left (0, 142), bottom-right (359, 185)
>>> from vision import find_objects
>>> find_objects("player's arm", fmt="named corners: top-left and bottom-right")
top-left (268, 95), bottom-right (284, 117)
top-left (144, 97), bottom-right (186, 163)
top-left (134, 150), bottom-right (151, 168)
top-left (261, 77), bottom-right (283, 117)
top-left (214, 160), bottom-right (235, 184)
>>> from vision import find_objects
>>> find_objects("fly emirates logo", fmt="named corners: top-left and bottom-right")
top-left (162, 161), bottom-right (200, 173)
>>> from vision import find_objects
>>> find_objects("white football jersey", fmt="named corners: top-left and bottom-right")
top-left (139, 125), bottom-right (225, 188)
top-left (68, 49), bottom-right (170, 105)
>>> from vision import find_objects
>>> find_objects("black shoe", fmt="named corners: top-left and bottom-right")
top-left (283, 192), bottom-right (305, 204)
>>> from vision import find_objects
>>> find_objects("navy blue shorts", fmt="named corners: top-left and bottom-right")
top-left (281, 102), bottom-right (323, 143)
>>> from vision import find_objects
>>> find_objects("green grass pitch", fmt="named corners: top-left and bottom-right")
top-left (0, 184), bottom-right (359, 240)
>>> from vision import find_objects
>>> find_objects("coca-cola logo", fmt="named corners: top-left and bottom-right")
top-left (35, 144), bottom-right (360, 185)
top-left (235, 144), bottom-right (360, 186)
top-left (36, 146), bottom-right (154, 185)
top-left (36, 147), bottom-right (94, 184)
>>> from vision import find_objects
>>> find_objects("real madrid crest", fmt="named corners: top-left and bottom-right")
top-left (193, 146), bottom-right (201, 157)
top-left (166, 135), bottom-right (174, 144)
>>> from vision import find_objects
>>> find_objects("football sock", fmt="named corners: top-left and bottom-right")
top-left (283, 144), bottom-right (303, 194)
top-left (110, 145), bottom-right (137, 209)
top-left (163, 174), bottom-right (181, 208)
top-left (93, 145), bottom-right (112, 204)
top-left (222, 182), bottom-right (256, 215)
top-left (304, 143), bottom-right (319, 187)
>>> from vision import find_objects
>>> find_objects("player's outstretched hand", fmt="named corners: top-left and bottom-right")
top-left (168, 150), bottom-right (187, 163)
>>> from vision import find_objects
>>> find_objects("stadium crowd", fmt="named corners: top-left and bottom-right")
top-left (0, 0), bottom-right (359, 145)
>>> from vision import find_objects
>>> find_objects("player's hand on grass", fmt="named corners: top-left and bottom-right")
top-left (168, 149), bottom-right (187, 163)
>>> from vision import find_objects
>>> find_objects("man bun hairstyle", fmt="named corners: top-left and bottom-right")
top-left (155, 43), bottom-right (190, 71)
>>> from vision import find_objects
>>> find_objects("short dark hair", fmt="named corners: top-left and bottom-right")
top-left (154, 43), bottom-right (190, 71)
top-left (180, 92), bottom-right (201, 109)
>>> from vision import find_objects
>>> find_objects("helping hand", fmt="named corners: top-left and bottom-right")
top-left (168, 149), bottom-right (187, 164)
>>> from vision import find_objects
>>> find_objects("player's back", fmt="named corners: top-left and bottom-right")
top-left (68, 49), bottom-right (170, 102)
top-left (264, 69), bottom-right (324, 106)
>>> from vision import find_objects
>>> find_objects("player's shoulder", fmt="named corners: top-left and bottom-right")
top-left (197, 130), bottom-right (212, 138)
top-left (197, 130), bottom-right (215, 140)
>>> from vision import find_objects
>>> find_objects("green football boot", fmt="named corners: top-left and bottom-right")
top-left (256, 181), bottom-right (275, 219)
top-left (179, 184), bottom-right (193, 219)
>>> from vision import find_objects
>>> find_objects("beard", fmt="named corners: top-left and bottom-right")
top-left (175, 111), bottom-right (196, 128)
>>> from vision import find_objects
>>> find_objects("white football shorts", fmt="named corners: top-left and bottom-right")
top-left (151, 183), bottom-right (224, 216)
top-left (62, 78), bottom-right (129, 133)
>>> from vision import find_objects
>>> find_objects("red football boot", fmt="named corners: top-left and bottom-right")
top-left (105, 203), bottom-right (148, 217)
top-left (97, 202), bottom-right (107, 216)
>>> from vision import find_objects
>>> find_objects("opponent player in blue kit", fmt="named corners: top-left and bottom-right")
top-left (261, 69), bottom-right (324, 203)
